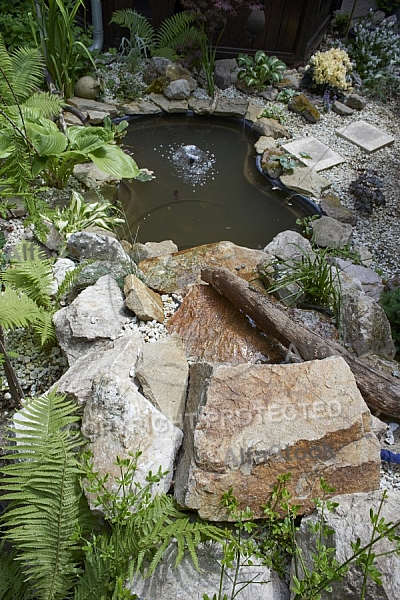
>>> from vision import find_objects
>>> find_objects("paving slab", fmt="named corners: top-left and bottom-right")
top-left (335, 120), bottom-right (394, 153)
top-left (282, 137), bottom-right (345, 171)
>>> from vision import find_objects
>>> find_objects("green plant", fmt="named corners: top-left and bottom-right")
top-left (110, 9), bottom-right (204, 64)
top-left (267, 246), bottom-right (342, 323)
top-left (200, 26), bottom-right (223, 98)
top-left (237, 51), bottom-right (286, 91)
top-left (345, 16), bottom-right (400, 98)
top-left (275, 89), bottom-right (300, 103)
top-left (295, 215), bottom-right (319, 240)
top-left (32, 0), bottom-right (96, 98)
top-left (375, 0), bottom-right (400, 14)
top-left (0, 0), bottom-right (37, 50)
top-left (258, 103), bottom-right (287, 124)
top-left (380, 286), bottom-right (400, 353)
top-left (331, 11), bottom-right (351, 38)
top-left (50, 190), bottom-right (125, 240)
top-left (0, 391), bottom-right (226, 599)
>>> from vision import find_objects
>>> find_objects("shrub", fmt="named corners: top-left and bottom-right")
top-left (345, 16), bottom-right (400, 98)
top-left (305, 47), bottom-right (352, 92)
top-left (380, 287), bottom-right (400, 352)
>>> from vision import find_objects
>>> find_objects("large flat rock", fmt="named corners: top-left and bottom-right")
top-left (336, 120), bottom-right (394, 153)
top-left (174, 358), bottom-right (380, 520)
top-left (282, 137), bottom-right (345, 172)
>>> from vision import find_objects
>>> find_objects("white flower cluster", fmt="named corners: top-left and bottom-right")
top-left (307, 47), bottom-right (352, 91)
top-left (349, 19), bottom-right (400, 83)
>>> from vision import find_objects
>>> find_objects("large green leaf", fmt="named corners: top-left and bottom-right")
top-left (89, 145), bottom-right (140, 179)
top-left (31, 131), bottom-right (68, 156)
top-left (67, 126), bottom-right (113, 153)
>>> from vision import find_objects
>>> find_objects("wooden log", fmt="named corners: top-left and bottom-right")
top-left (201, 265), bottom-right (400, 420)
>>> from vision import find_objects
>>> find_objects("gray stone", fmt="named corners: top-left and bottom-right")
top-left (311, 216), bottom-right (353, 248)
top-left (214, 58), bottom-right (237, 90)
top-left (278, 72), bottom-right (300, 89)
top-left (164, 79), bottom-right (191, 100)
top-left (245, 99), bottom-right (265, 122)
top-left (264, 230), bottom-right (313, 261)
top-left (124, 273), bottom-right (165, 323)
top-left (82, 370), bottom-right (183, 508)
top-left (73, 163), bottom-right (119, 187)
top-left (214, 98), bottom-right (249, 118)
top-left (49, 258), bottom-right (76, 296)
top-left (165, 63), bottom-right (197, 92)
top-left (259, 88), bottom-right (279, 101)
top-left (53, 275), bottom-right (131, 365)
top-left (151, 56), bottom-right (172, 76)
top-left (42, 219), bottom-right (64, 252)
top-left (339, 281), bottom-right (396, 358)
top-left (252, 117), bottom-right (290, 139)
top-left (149, 93), bottom-right (188, 113)
top-left (188, 97), bottom-right (214, 115)
top-left (86, 110), bottom-right (109, 125)
top-left (174, 358), bottom-right (380, 521)
top-left (293, 490), bottom-right (400, 599)
top-left (345, 93), bottom-right (368, 110)
top-left (336, 120), bottom-right (394, 153)
top-left (332, 100), bottom-right (354, 115)
top-left (53, 332), bottom-right (144, 404)
top-left (67, 231), bottom-right (128, 263)
top-left (282, 137), bottom-right (345, 172)
top-left (5, 196), bottom-right (27, 217)
top-left (335, 258), bottom-right (384, 301)
top-left (74, 76), bottom-right (101, 100)
top-left (320, 192), bottom-right (357, 225)
top-left (280, 166), bottom-right (331, 197)
top-left (135, 336), bottom-right (188, 427)
top-left (131, 542), bottom-right (289, 600)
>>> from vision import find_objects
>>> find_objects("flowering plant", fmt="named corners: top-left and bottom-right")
top-left (306, 47), bottom-right (352, 92)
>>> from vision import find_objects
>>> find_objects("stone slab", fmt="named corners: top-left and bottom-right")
top-left (282, 137), bottom-right (345, 171)
top-left (335, 120), bottom-right (394, 153)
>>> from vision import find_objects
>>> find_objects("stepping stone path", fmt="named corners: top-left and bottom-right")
top-left (336, 120), bottom-right (395, 153)
top-left (282, 137), bottom-right (345, 171)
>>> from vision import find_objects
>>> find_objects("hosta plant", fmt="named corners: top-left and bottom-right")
top-left (237, 51), bottom-right (286, 91)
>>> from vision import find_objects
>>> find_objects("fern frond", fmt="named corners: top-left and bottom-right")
top-left (0, 287), bottom-right (43, 330)
top-left (0, 542), bottom-right (34, 600)
top-left (22, 92), bottom-right (64, 119)
top-left (110, 9), bottom-right (156, 52)
top-left (0, 34), bottom-right (44, 105)
top-left (0, 391), bottom-right (90, 600)
top-left (155, 12), bottom-right (197, 48)
top-left (55, 261), bottom-right (84, 303)
top-left (1, 241), bottom-right (54, 308)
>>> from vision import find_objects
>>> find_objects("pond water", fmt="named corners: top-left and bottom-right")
top-left (119, 114), bottom-right (317, 250)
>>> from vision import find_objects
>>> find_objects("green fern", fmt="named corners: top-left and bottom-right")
top-left (0, 35), bottom-right (45, 104)
top-left (110, 9), bottom-right (156, 56)
top-left (154, 12), bottom-right (203, 59)
top-left (0, 286), bottom-right (44, 331)
top-left (0, 391), bottom-right (93, 600)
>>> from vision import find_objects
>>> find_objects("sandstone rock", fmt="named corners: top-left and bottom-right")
top-left (293, 490), bottom-right (400, 599)
top-left (311, 216), bottom-right (352, 248)
top-left (280, 166), bottom-right (330, 197)
top-left (135, 335), bottom-right (188, 427)
top-left (335, 258), bottom-right (384, 301)
top-left (73, 163), bottom-right (119, 187)
top-left (74, 76), bottom-right (101, 100)
top-left (82, 370), bottom-right (182, 508)
top-left (129, 240), bottom-right (178, 262)
top-left (166, 284), bottom-right (286, 365)
top-left (139, 241), bottom-right (266, 294)
top-left (53, 332), bottom-right (144, 404)
top-left (67, 231), bottom-right (128, 263)
top-left (254, 135), bottom-right (277, 154)
top-left (131, 542), bottom-right (289, 600)
top-left (53, 275), bottom-right (131, 365)
top-left (124, 273), bottom-right (164, 322)
top-left (288, 94), bottom-right (321, 123)
top-left (259, 88), bottom-right (279, 101)
top-left (213, 98), bottom-right (249, 118)
top-left (339, 283), bottom-right (396, 358)
top-left (188, 97), bottom-right (214, 115)
top-left (174, 358), bottom-right (380, 521)
top-left (164, 79), bottom-right (191, 100)
top-left (120, 99), bottom-right (161, 115)
top-left (252, 117), bottom-right (291, 139)
top-left (165, 63), bottom-right (197, 92)
top-left (320, 191), bottom-right (357, 225)
top-left (149, 93), bottom-right (188, 113)
top-left (214, 58), bottom-right (237, 90)
top-left (66, 96), bottom-right (118, 118)
top-left (264, 230), bottom-right (313, 261)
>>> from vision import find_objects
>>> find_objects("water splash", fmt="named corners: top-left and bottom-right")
top-left (168, 144), bottom-right (216, 186)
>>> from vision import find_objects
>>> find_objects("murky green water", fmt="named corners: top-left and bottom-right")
top-left (119, 114), bottom-right (317, 250)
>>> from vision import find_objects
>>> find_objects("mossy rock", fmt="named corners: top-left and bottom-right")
top-left (288, 93), bottom-right (320, 123)
top-left (144, 77), bottom-right (168, 95)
